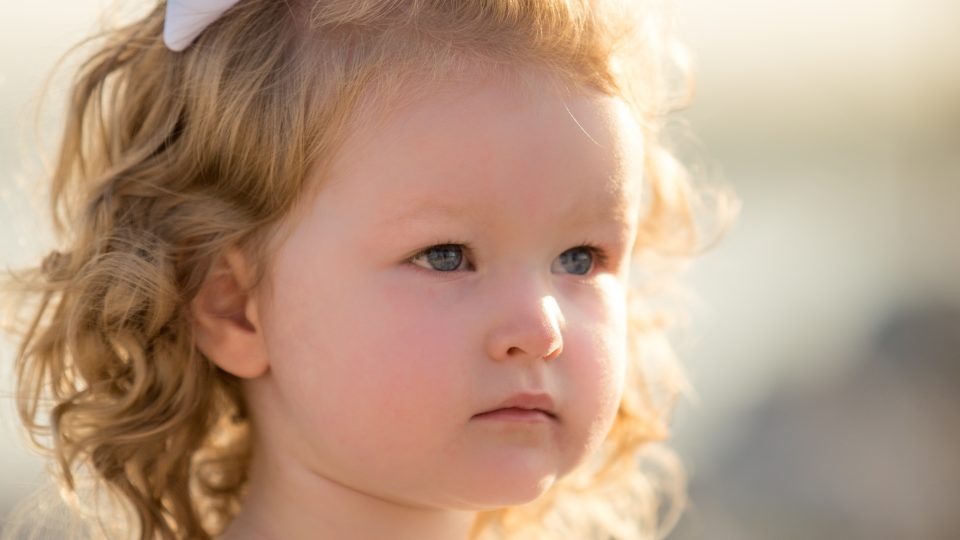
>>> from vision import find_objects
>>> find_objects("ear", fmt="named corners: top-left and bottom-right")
top-left (190, 247), bottom-right (269, 378)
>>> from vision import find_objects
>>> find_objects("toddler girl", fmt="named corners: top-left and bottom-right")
top-left (2, 0), bottom-right (734, 538)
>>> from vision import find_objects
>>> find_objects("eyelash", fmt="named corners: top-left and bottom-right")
top-left (407, 240), bottom-right (610, 276)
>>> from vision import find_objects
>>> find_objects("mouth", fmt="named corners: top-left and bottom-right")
top-left (473, 392), bottom-right (559, 421)
top-left (472, 407), bottom-right (557, 422)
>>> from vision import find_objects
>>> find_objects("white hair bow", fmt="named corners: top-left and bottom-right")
top-left (163, 0), bottom-right (241, 52)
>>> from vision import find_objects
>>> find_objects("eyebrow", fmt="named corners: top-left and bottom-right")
top-left (377, 194), bottom-right (634, 231)
top-left (375, 199), bottom-right (473, 230)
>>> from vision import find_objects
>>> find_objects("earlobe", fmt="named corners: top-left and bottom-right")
top-left (190, 248), bottom-right (269, 379)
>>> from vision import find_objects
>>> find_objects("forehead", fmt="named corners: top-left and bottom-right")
top-left (320, 71), bottom-right (644, 230)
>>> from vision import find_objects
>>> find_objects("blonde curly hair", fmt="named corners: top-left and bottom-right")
top-left (1, 0), bottom-right (736, 538)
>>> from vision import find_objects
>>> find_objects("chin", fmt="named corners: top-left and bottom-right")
top-left (453, 458), bottom-right (564, 509)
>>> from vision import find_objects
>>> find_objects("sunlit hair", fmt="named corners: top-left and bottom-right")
top-left (1, 0), bottom-right (736, 538)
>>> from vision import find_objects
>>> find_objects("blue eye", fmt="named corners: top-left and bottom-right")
top-left (410, 244), bottom-right (467, 272)
top-left (409, 243), bottom-right (608, 276)
top-left (554, 246), bottom-right (595, 275)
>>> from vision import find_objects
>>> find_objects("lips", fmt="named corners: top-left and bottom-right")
top-left (474, 392), bottom-right (558, 420)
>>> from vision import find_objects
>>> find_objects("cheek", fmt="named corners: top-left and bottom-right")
top-left (594, 279), bottom-right (629, 402)
top-left (360, 295), bottom-right (469, 414)
top-left (367, 280), bottom-right (476, 410)
top-left (277, 274), bottom-right (470, 430)
top-left (563, 280), bottom-right (629, 436)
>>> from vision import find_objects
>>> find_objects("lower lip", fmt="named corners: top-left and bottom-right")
top-left (473, 408), bottom-right (555, 422)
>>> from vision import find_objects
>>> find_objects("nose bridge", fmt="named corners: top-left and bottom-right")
top-left (484, 268), bottom-right (566, 362)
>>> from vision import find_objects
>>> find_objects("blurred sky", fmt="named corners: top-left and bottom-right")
top-left (2, 0), bottom-right (958, 536)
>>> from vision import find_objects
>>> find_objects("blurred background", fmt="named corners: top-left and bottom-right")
top-left (1, 0), bottom-right (958, 538)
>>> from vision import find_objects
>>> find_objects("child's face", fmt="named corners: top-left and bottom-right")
top-left (249, 70), bottom-right (643, 510)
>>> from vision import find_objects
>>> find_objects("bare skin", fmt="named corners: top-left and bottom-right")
top-left (199, 68), bottom-right (645, 540)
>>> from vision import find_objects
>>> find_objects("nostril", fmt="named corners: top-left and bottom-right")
top-left (503, 345), bottom-right (561, 360)
top-left (542, 345), bottom-right (562, 361)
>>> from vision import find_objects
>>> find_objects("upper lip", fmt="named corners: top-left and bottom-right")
top-left (476, 392), bottom-right (557, 419)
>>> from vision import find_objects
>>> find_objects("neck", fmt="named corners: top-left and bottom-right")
top-left (219, 443), bottom-right (477, 540)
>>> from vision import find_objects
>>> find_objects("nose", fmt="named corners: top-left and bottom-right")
top-left (484, 290), bottom-right (565, 363)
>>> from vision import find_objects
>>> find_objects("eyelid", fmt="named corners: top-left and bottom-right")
top-left (571, 243), bottom-right (610, 272)
top-left (406, 241), bottom-right (475, 274)
top-left (406, 241), bottom-right (611, 276)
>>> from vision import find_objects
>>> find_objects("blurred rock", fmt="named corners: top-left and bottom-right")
top-left (670, 303), bottom-right (960, 540)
